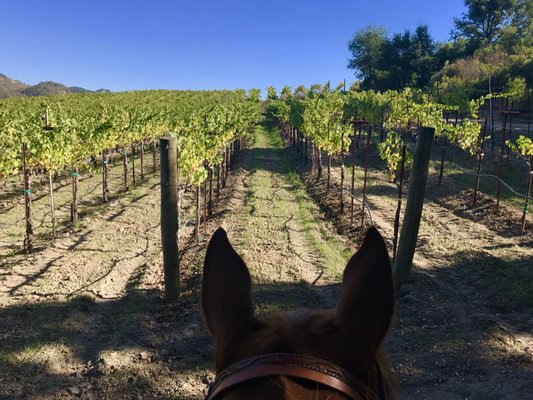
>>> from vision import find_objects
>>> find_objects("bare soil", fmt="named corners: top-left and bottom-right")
top-left (1, 124), bottom-right (532, 399)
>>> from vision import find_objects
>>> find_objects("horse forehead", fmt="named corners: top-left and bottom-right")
top-left (258, 309), bottom-right (337, 343)
top-left (270, 308), bottom-right (332, 326)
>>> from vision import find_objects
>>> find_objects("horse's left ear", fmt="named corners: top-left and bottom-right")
top-left (202, 228), bottom-right (255, 368)
top-left (336, 227), bottom-right (394, 362)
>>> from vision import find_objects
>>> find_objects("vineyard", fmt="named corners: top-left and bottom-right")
top-left (0, 85), bottom-right (532, 399)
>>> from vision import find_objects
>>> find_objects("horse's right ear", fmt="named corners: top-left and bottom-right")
top-left (336, 227), bottom-right (394, 364)
top-left (202, 228), bottom-right (254, 368)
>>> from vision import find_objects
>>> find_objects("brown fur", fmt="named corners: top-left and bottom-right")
top-left (202, 227), bottom-right (395, 399)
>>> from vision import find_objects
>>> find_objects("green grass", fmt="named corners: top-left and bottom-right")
top-left (251, 123), bottom-right (352, 280)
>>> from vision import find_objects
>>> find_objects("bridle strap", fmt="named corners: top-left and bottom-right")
top-left (205, 353), bottom-right (380, 400)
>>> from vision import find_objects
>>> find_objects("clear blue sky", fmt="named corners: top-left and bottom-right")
top-left (1, 0), bottom-right (465, 93)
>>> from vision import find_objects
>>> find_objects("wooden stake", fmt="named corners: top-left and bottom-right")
top-left (22, 143), bottom-right (33, 253)
top-left (160, 136), bottom-right (179, 301)
top-left (393, 127), bottom-right (435, 289)
top-left (48, 171), bottom-right (56, 238)
top-left (71, 167), bottom-right (79, 224)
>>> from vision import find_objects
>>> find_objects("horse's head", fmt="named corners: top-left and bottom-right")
top-left (201, 227), bottom-right (394, 399)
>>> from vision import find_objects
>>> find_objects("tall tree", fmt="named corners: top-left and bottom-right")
top-left (348, 25), bottom-right (436, 91)
top-left (452, 0), bottom-right (517, 47)
top-left (347, 26), bottom-right (387, 89)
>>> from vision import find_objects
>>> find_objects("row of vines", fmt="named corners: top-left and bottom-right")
top-left (0, 90), bottom-right (262, 252)
top-left (266, 83), bottom-right (532, 247)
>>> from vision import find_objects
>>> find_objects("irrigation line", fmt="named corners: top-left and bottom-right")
top-left (448, 161), bottom-right (527, 198)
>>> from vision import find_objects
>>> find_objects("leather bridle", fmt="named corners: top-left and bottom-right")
top-left (204, 353), bottom-right (386, 400)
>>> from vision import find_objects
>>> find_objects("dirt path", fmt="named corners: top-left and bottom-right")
top-left (312, 147), bottom-right (533, 399)
top-left (0, 124), bottom-right (362, 399)
top-left (1, 124), bottom-right (531, 399)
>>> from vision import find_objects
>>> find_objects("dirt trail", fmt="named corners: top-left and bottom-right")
top-left (0, 125), bottom-right (360, 399)
top-left (1, 124), bottom-right (531, 399)
top-left (317, 148), bottom-right (533, 399)
top-left (221, 126), bottom-right (353, 312)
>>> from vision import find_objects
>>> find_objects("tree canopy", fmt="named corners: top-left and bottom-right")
top-left (347, 25), bottom-right (436, 91)
top-left (346, 0), bottom-right (531, 102)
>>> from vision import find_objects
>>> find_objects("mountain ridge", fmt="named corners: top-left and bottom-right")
top-left (0, 73), bottom-right (110, 98)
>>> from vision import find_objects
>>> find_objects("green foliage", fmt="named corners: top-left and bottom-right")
top-left (269, 82), bottom-right (491, 186)
top-left (504, 76), bottom-right (527, 98)
top-left (347, 24), bottom-right (438, 90)
top-left (452, 0), bottom-right (522, 47)
top-left (378, 131), bottom-right (412, 181)
top-left (302, 90), bottom-right (351, 157)
top-left (507, 135), bottom-right (533, 156)
top-left (0, 90), bottom-right (262, 185)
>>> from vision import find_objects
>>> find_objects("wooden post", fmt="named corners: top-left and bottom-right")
top-left (361, 125), bottom-right (371, 228)
top-left (22, 143), bottom-right (33, 253)
top-left (350, 134), bottom-right (356, 225)
top-left (438, 135), bottom-right (447, 186)
top-left (140, 140), bottom-right (145, 181)
top-left (304, 138), bottom-right (308, 166)
top-left (521, 156), bottom-right (533, 233)
top-left (48, 171), bottom-right (56, 238)
top-left (152, 140), bottom-right (157, 172)
top-left (222, 148), bottom-right (227, 188)
top-left (315, 145), bottom-right (322, 182)
top-left (195, 185), bottom-right (200, 243)
top-left (392, 145), bottom-right (407, 265)
top-left (160, 137), bottom-right (179, 301)
top-left (123, 147), bottom-right (129, 191)
top-left (216, 162), bottom-right (221, 200)
top-left (380, 106), bottom-right (385, 142)
top-left (131, 143), bottom-right (136, 186)
top-left (496, 113), bottom-right (508, 213)
top-left (473, 118), bottom-right (488, 206)
top-left (208, 165), bottom-right (214, 216)
top-left (327, 154), bottom-right (331, 195)
top-left (203, 178), bottom-right (208, 230)
top-left (71, 167), bottom-right (79, 224)
top-left (103, 151), bottom-right (110, 203)
top-left (393, 127), bottom-right (435, 288)
top-left (340, 130), bottom-right (345, 214)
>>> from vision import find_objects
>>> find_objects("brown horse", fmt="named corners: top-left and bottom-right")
top-left (201, 227), bottom-right (394, 399)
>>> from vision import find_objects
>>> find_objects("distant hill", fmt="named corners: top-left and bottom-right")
top-left (0, 73), bottom-right (109, 98)
top-left (0, 73), bottom-right (28, 98)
